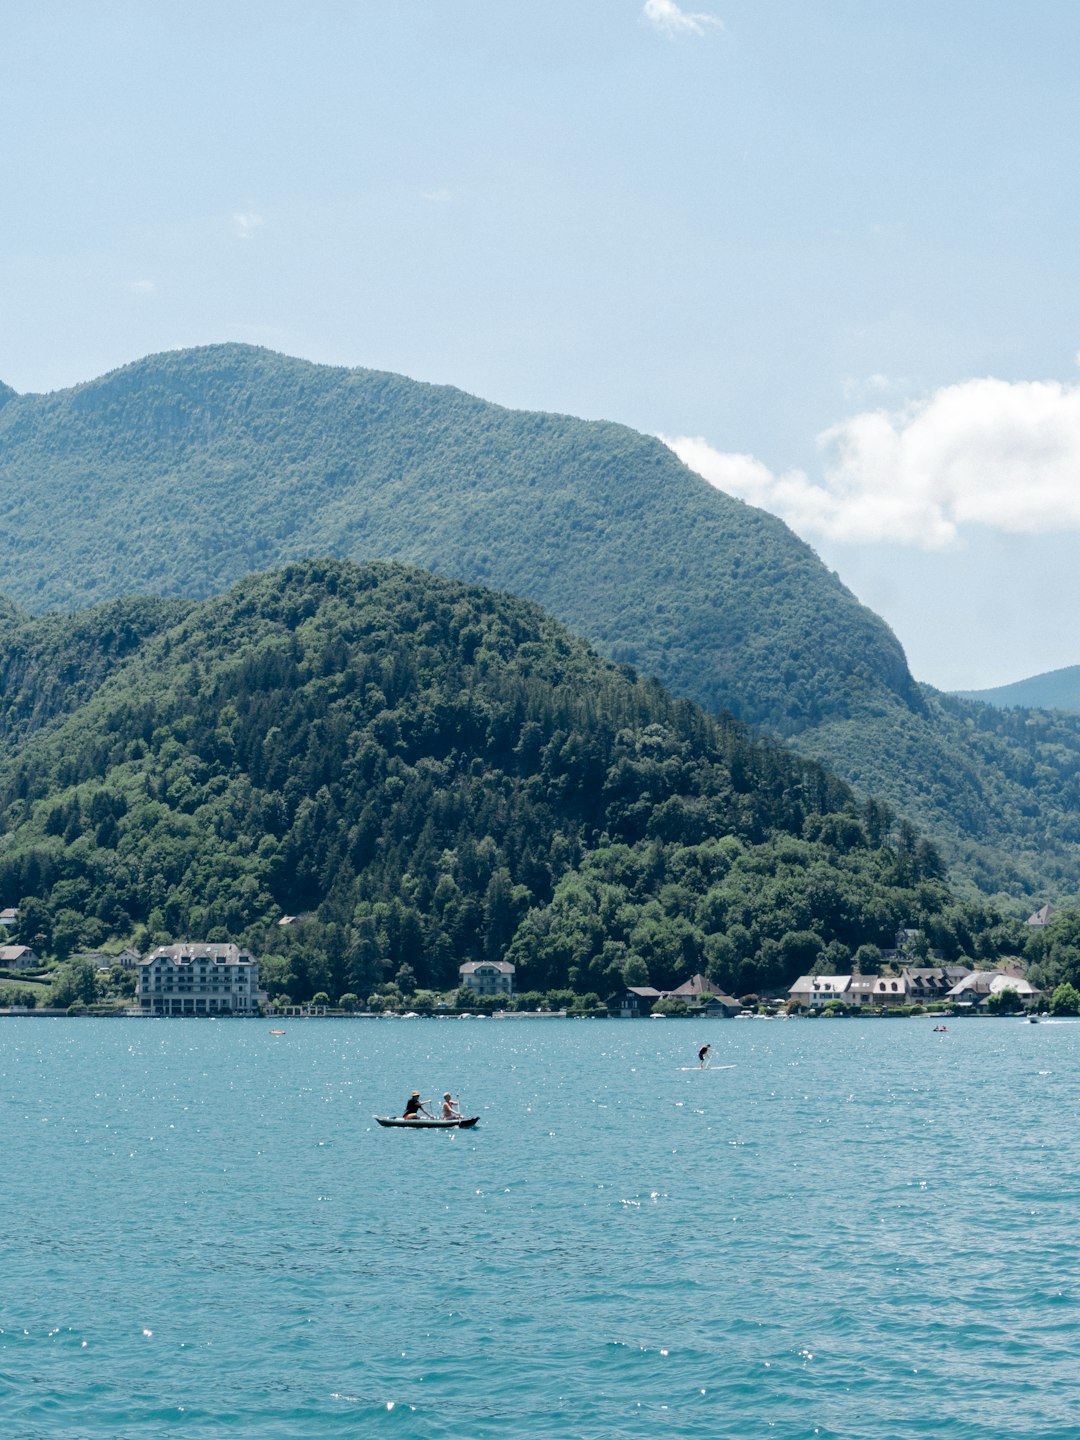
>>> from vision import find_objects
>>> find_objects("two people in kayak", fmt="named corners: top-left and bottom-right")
top-left (402, 1090), bottom-right (461, 1120)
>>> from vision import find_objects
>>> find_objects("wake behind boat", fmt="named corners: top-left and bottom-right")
top-left (375, 1115), bottom-right (479, 1129)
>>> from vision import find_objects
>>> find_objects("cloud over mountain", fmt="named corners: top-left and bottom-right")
top-left (666, 377), bottom-right (1080, 550)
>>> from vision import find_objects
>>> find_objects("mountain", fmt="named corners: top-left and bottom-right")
top-left (793, 686), bottom-right (1080, 904)
top-left (0, 344), bottom-right (919, 737)
top-left (4, 345), bottom-right (1080, 905)
top-left (954, 666), bottom-right (1080, 714)
top-left (0, 560), bottom-right (1007, 1004)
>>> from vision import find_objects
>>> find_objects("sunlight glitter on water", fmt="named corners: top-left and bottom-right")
top-left (2, 1018), bottom-right (1079, 1437)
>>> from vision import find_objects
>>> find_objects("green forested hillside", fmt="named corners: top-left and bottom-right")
top-left (0, 345), bottom-right (918, 736)
top-left (795, 689), bottom-right (1080, 904)
top-left (5, 345), bottom-right (1080, 904)
top-left (0, 596), bottom-right (187, 747)
top-left (0, 561), bottom-right (1011, 1005)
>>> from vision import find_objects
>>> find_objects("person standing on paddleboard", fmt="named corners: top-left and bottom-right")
top-left (403, 1091), bottom-right (435, 1119)
top-left (698, 1044), bottom-right (712, 1069)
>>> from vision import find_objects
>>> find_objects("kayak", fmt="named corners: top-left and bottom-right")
top-left (375, 1115), bottom-right (479, 1129)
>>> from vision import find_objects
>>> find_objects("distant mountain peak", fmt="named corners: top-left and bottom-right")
top-left (0, 343), bottom-right (919, 738)
top-left (952, 664), bottom-right (1080, 714)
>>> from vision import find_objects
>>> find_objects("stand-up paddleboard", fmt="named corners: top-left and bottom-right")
top-left (676, 1064), bottom-right (736, 1071)
top-left (375, 1115), bottom-right (479, 1129)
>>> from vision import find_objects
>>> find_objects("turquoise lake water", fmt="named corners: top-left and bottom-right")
top-left (1, 1016), bottom-right (1077, 1438)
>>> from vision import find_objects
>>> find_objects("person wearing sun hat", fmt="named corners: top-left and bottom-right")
top-left (402, 1090), bottom-right (434, 1120)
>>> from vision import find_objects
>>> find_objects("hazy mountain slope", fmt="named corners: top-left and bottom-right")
top-left (0, 344), bottom-right (919, 737)
top-left (955, 665), bottom-right (1080, 713)
top-left (795, 687), bottom-right (1080, 903)
top-left (0, 560), bottom-right (982, 1001)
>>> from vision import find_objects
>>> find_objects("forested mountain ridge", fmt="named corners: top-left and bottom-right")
top-left (0, 560), bottom-right (1007, 1005)
top-left (794, 686), bottom-right (1080, 905)
top-left (0, 344), bottom-right (919, 736)
top-left (6, 345), bottom-right (1080, 904)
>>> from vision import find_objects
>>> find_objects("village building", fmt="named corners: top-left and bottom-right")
top-left (615, 974), bottom-right (740, 1017)
top-left (1025, 903), bottom-right (1056, 929)
top-left (137, 943), bottom-right (263, 1016)
top-left (870, 975), bottom-right (910, 1006)
top-left (787, 975), bottom-right (851, 1010)
top-left (790, 963), bottom-right (978, 1011)
top-left (0, 907), bottom-right (19, 928)
top-left (618, 985), bottom-right (662, 1018)
top-left (0, 944), bottom-right (40, 971)
top-left (846, 975), bottom-right (878, 1007)
top-left (900, 966), bottom-right (970, 1001)
top-left (666, 974), bottom-right (741, 1012)
top-left (945, 971), bottom-right (1044, 1006)
top-left (459, 959), bottom-right (515, 997)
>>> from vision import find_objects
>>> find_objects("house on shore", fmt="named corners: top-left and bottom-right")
top-left (617, 974), bottom-right (740, 1017)
top-left (619, 985), bottom-right (663, 1018)
top-left (787, 960), bottom-right (1049, 1012)
top-left (137, 943), bottom-right (263, 1016)
top-left (0, 944), bottom-right (40, 971)
top-left (901, 966), bottom-right (971, 1001)
top-left (459, 960), bottom-right (515, 998)
top-left (945, 971), bottom-right (1044, 1007)
top-left (788, 975), bottom-right (851, 1010)
top-left (0, 907), bottom-right (19, 929)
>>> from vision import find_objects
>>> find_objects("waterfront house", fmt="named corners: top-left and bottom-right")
top-left (846, 975), bottom-right (878, 1007)
top-left (945, 971), bottom-right (1043, 1007)
top-left (0, 907), bottom-right (18, 928)
top-left (459, 959), bottom-right (515, 997)
top-left (870, 975), bottom-right (909, 1006)
top-left (618, 985), bottom-right (663, 1018)
top-left (787, 975), bottom-right (852, 1011)
top-left (667, 974), bottom-right (741, 1014)
top-left (137, 943), bottom-right (263, 1016)
top-left (0, 944), bottom-right (39, 971)
top-left (615, 975), bottom-right (739, 1017)
top-left (900, 966), bottom-right (971, 1001)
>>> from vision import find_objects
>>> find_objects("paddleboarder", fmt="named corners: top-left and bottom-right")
top-left (698, 1043), bottom-right (712, 1069)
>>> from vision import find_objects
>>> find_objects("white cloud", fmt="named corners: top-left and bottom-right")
top-left (643, 0), bottom-right (721, 38)
top-left (664, 377), bottom-right (1080, 550)
top-left (128, 279), bottom-right (156, 295)
top-left (232, 211), bottom-right (264, 240)
top-left (421, 188), bottom-right (453, 205)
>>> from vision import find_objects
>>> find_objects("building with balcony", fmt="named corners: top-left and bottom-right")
top-left (137, 943), bottom-right (263, 1016)
top-left (459, 959), bottom-right (515, 997)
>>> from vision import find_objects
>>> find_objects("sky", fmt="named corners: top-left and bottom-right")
top-left (2, 0), bottom-right (1080, 690)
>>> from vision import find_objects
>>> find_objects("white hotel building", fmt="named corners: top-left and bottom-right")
top-left (137, 943), bottom-right (263, 1016)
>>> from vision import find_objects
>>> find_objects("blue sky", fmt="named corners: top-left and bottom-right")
top-left (3, 0), bottom-right (1079, 689)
